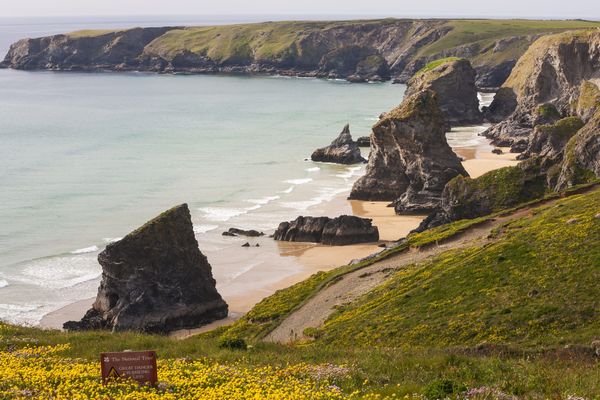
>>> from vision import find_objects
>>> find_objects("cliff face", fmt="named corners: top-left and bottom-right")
top-left (484, 30), bottom-right (600, 149)
top-left (405, 58), bottom-right (482, 125)
top-left (349, 90), bottom-right (467, 213)
top-left (4, 19), bottom-right (597, 87)
top-left (64, 204), bottom-right (228, 334)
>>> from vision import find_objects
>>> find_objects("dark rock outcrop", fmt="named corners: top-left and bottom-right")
top-left (484, 30), bottom-right (600, 148)
top-left (356, 136), bottom-right (372, 147)
top-left (405, 58), bottom-right (482, 125)
top-left (223, 228), bottom-right (265, 237)
top-left (311, 124), bottom-right (366, 164)
top-left (64, 204), bottom-right (228, 333)
top-left (349, 90), bottom-right (468, 213)
top-left (518, 117), bottom-right (584, 164)
top-left (274, 215), bottom-right (379, 245)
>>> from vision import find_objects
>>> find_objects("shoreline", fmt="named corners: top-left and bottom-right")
top-left (39, 130), bottom-right (518, 333)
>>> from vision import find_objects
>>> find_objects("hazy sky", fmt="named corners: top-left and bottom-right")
top-left (2, 0), bottom-right (599, 19)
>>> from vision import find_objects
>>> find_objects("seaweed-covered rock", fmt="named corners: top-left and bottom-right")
top-left (64, 204), bottom-right (228, 333)
top-left (405, 58), bottom-right (482, 125)
top-left (518, 117), bottom-right (584, 164)
top-left (273, 215), bottom-right (379, 245)
top-left (311, 124), bottom-right (366, 164)
top-left (556, 109), bottom-right (600, 190)
top-left (223, 228), bottom-right (265, 237)
top-left (350, 90), bottom-right (468, 213)
top-left (417, 162), bottom-right (548, 230)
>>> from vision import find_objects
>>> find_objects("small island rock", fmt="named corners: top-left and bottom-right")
top-left (311, 124), bottom-right (366, 164)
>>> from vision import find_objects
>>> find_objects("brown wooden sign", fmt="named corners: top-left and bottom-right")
top-left (100, 351), bottom-right (158, 385)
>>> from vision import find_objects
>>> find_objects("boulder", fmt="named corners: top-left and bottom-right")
top-left (273, 215), bottom-right (379, 245)
top-left (64, 204), bottom-right (228, 333)
top-left (311, 124), bottom-right (366, 164)
top-left (405, 58), bottom-right (482, 125)
top-left (350, 90), bottom-right (468, 213)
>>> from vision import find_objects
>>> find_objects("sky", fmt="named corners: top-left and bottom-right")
top-left (1, 0), bottom-right (599, 20)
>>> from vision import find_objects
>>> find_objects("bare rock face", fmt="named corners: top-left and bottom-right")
top-left (405, 58), bottom-right (482, 125)
top-left (349, 90), bottom-right (468, 214)
top-left (273, 215), bottom-right (379, 245)
top-left (484, 30), bottom-right (600, 149)
top-left (64, 204), bottom-right (228, 333)
top-left (519, 117), bottom-right (584, 164)
top-left (311, 124), bottom-right (366, 164)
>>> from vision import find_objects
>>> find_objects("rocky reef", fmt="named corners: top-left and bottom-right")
top-left (311, 124), bottom-right (366, 164)
top-left (349, 90), bottom-right (468, 213)
top-left (484, 30), bottom-right (600, 150)
top-left (405, 58), bottom-right (482, 125)
top-left (3, 20), bottom-right (595, 87)
top-left (64, 204), bottom-right (228, 333)
top-left (273, 215), bottom-right (379, 245)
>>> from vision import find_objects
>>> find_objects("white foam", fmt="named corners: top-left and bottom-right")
top-left (284, 178), bottom-right (313, 185)
top-left (225, 262), bottom-right (261, 281)
top-left (306, 167), bottom-right (320, 172)
top-left (0, 280), bottom-right (8, 289)
top-left (103, 237), bottom-right (122, 243)
top-left (198, 207), bottom-right (248, 222)
top-left (279, 186), bottom-right (295, 194)
top-left (70, 245), bottom-right (99, 254)
top-left (336, 166), bottom-right (364, 180)
top-left (193, 224), bottom-right (219, 234)
top-left (280, 199), bottom-right (323, 212)
top-left (246, 195), bottom-right (280, 206)
top-left (16, 256), bottom-right (101, 290)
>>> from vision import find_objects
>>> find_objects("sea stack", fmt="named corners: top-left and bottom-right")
top-left (63, 204), bottom-right (228, 334)
top-left (350, 90), bottom-right (468, 213)
top-left (311, 124), bottom-right (366, 164)
top-left (405, 58), bottom-right (482, 125)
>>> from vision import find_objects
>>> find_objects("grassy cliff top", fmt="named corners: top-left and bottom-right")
top-left (64, 19), bottom-right (600, 65)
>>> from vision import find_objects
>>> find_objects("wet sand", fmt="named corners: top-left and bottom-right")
top-left (40, 134), bottom-right (518, 334)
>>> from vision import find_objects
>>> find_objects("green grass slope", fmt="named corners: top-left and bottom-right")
top-left (313, 188), bottom-right (600, 347)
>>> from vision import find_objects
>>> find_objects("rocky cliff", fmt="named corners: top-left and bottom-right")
top-left (3, 20), bottom-right (598, 87)
top-left (349, 90), bottom-right (467, 213)
top-left (484, 30), bottom-right (600, 149)
top-left (405, 58), bottom-right (482, 125)
top-left (64, 204), bottom-right (228, 333)
top-left (311, 124), bottom-right (366, 164)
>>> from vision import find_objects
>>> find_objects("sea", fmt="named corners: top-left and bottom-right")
top-left (0, 16), bottom-right (492, 325)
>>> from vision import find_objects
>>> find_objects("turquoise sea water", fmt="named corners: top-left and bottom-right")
top-left (0, 66), bottom-right (408, 324)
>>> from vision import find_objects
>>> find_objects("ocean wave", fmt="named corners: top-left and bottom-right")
top-left (70, 245), bottom-right (99, 254)
top-left (17, 256), bottom-right (101, 290)
top-left (103, 237), bottom-right (122, 244)
top-left (0, 280), bottom-right (8, 289)
top-left (285, 178), bottom-right (313, 185)
top-left (224, 262), bottom-right (261, 281)
top-left (193, 224), bottom-right (219, 234)
top-left (198, 207), bottom-right (249, 222)
top-left (306, 167), bottom-right (320, 172)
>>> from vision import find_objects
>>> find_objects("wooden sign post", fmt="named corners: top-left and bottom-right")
top-left (100, 351), bottom-right (158, 385)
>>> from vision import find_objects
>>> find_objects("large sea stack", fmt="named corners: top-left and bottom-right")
top-left (311, 124), bottom-right (366, 164)
top-left (64, 204), bottom-right (228, 334)
top-left (349, 90), bottom-right (468, 213)
top-left (404, 58), bottom-right (482, 125)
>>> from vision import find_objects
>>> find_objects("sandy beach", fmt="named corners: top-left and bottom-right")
top-left (40, 131), bottom-right (518, 333)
